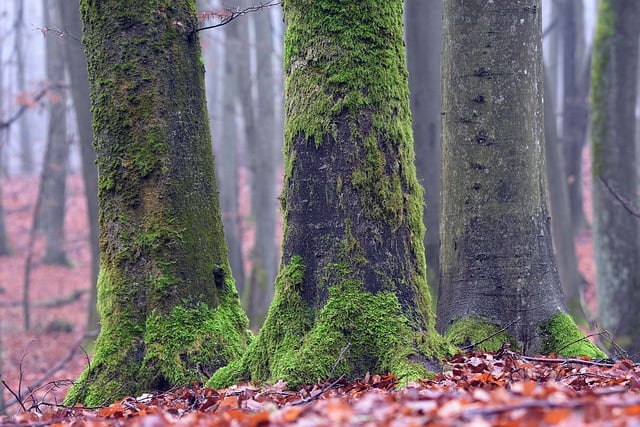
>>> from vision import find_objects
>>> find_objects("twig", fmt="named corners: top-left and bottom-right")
top-left (0, 84), bottom-right (66, 131)
top-left (519, 354), bottom-right (617, 368)
top-left (329, 342), bottom-right (350, 378)
top-left (3, 331), bottom-right (98, 411)
top-left (461, 318), bottom-right (520, 351)
top-left (34, 26), bottom-right (82, 44)
top-left (291, 375), bottom-right (346, 406)
top-left (0, 377), bottom-right (27, 413)
top-left (599, 177), bottom-right (640, 218)
top-left (195, 1), bottom-right (281, 32)
top-left (554, 331), bottom-right (605, 355)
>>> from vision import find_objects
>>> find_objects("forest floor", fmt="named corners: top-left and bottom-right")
top-left (0, 150), bottom-right (618, 425)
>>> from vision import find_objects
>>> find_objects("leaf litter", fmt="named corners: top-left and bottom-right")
top-left (4, 348), bottom-right (640, 426)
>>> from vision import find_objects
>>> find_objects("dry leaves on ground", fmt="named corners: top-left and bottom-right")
top-left (3, 349), bottom-right (640, 426)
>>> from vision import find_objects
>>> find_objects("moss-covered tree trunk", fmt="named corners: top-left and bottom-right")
top-left (210, 0), bottom-right (450, 389)
top-left (66, 0), bottom-right (249, 405)
top-left (590, 0), bottom-right (640, 358)
top-left (437, 0), bottom-right (603, 358)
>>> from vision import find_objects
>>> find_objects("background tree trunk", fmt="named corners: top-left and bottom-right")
top-left (38, 0), bottom-right (70, 266)
top-left (544, 69), bottom-right (588, 323)
top-left (560, 0), bottom-right (590, 235)
top-left (14, 0), bottom-right (33, 175)
top-left (240, 4), bottom-right (279, 327)
top-left (0, 42), bottom-right (12, 257)
top-left (217, 18), bottom-right (245, 298)
top-left (590, 0), bottom-right (640, 359)
top-left (67, 0), bottom-right (249, 405)
top-left (59, 0), bottom-right (100, 333)
top-left (405, 0), bottom-right (442, 303)
top-left (210, 0), bottom-right (450, 389)
top-left (437, 0), bottom-right (601, 357)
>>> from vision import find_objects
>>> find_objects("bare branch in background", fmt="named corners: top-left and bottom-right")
top-left (0, 84), bottom-right (66, 132)
top-left (195, 1), bottom-right (281, 32)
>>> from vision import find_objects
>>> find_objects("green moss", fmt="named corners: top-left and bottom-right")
top-left (142, 301), bottom-right (249, 386)
top-left (209, 256), bottom-right (453, 389)
top-left (446, 316), bottom-right (518, 352)
top-left (590, 0), bottom-right (615, 177)
top-left (539, 313), bottom-right (606, 358)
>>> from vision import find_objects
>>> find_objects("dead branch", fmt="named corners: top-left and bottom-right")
top-left (2, 331), bottom-right (98, 412)
top-left (195, 1), bottom-right (281, 32)
top-left (0, 289), bottom-right (86, 308)
top-left (34, 26), bottom-right (82, 44)
top-left (599, 177), bottom-right (640, 218)
top-left (0, 84), bottom-right (66, 132)
top-left (461, 318), bottom-right (520, 351)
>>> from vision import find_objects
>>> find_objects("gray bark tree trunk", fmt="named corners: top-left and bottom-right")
top-left (437, 0), bottom-right (601, 357)
top-left (66, 0), bottom-right (250, 405)
top-left (14, 0), bottom-right (33, 175)
top-left (590, 0), bottom-right (640, 359)
top-left (218, 19), bottom-right (245, 298)
top-left (39, 0), bottom-right (70, 266)
top-left (59, 0), bottom-right (100, 333)
top-left (405, 0), bottom-right (442, 302)
top-left (240, 5), bottom-right (278, 327)
top-left (544, 70), bottom-right (588, 323)
top-left (0, 42), bottom-right (12, 257)
top-left (560, 0), bottom-right (590, 235)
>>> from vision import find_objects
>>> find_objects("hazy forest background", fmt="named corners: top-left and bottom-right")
top-left (0, 0), bottom-right (638, 414)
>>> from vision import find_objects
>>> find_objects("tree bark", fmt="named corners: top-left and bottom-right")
top-left (66, 0), bottom-right (250, 405)
top-left (39, 0), bottom-right (70, 266)
top-left (405, 0), bottom-right (442, 302)
top-left (437, 0), bottom-right (602, 357)
top-left (590, 0), bottom-right (640, 359)
top-left (59, 0), bottom-right (100, 333)
top-left (210, 0), bottom-right (451, 389)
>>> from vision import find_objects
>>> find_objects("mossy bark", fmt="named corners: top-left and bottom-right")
top-left (66, 0), bottom-right (249, 405)
top-left (209, 0), bottom-right (452, 389)
top-left (437, 0), bottom-right (601, 357)
top-left (590, 0), bottom-right (640, 358)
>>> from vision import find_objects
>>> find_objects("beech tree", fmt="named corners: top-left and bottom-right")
top-left (436, 0), bottom-right (603, 357)
top-left (66, 0), bottom-right (250, 405)
top-left (590, 0), bottom-right (640, 358)
top-left (209, 0), bottom-right (451, 388)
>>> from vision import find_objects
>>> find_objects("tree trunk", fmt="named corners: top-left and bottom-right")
top-left (543, 71), bottom-right (588, 323)
top-left (210, 0), bottom-right (451, 389)
top-left (405, 0), bottom-right (442, 303)
top-left (217, 19), bottom-right (245, 298)
top-left (590, 0), bottom-right (640, 359)
top-left (560, 0), bottom-right (590, 235)
top-left (437, 0), bottom-right (602, 358)
top-left (0, 42), bottom-right (12, 257)
top-left (59, 0), bottom-right (100, 334)
top-left (39, 0), bottom-right (70, 266)
top-left (66, 0), bottom-right (250, 406)
top-left (242, 5), bottom-right (278, 327)
top-left (14, 0), bottom-right (33, 175)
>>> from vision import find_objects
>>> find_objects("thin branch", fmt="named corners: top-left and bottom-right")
top-left (34, 26), bottom-right (82, 44)
top-left (554, 331), bottom-right (606, 355)
top-left (599, 177), bottom-right (640, 218)
top-left (195, 1), bottom-right (281, 33)
top-left (0, 84), bottom-right (66, 132)
top-left (461, 318), bottom-right (520, 351)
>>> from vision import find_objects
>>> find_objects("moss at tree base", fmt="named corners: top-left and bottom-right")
top-left (208, 257), bottom-right (455, 389)
top-left (444, 313), bottom-right (606, 359)
top-left (446, 317), bottom-right (519, 352)
top-left (66, 297), bottom-right (249, 406)
top-left (540, 313), bottom-right (606, 358)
